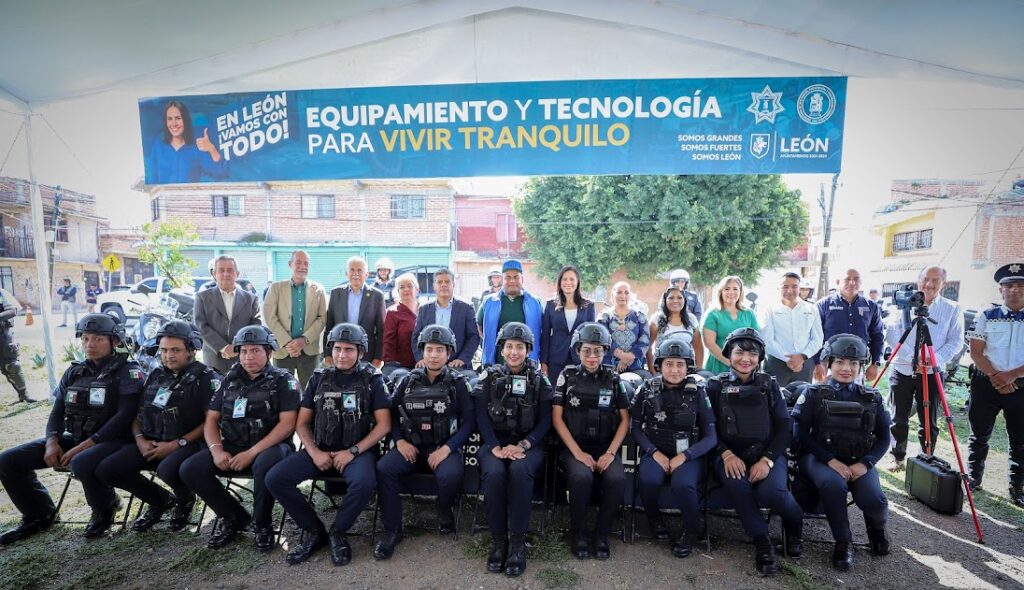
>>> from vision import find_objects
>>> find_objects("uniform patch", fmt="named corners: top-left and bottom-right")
top-left (796, 393), bottom-right (806, 406)
top-left (287, 378), bottom-right (299, 391)
top-left (556, 373), bottom-right (566, 388)
top-left (433, 400), bottom-right (448, 414)
top-left (88, 387), bottom-right (106, 406)
top-left (654, 410), bottom-right (667, 423)
top-left (210, 379), bottom-right (222, 392)
top-left (569, 396), bottom-right (581, 407)
top-left (128, 368), bottom-right (143, 380)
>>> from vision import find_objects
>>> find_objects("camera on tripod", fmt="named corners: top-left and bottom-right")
top-left (893, 283), bottom-right (926, 312)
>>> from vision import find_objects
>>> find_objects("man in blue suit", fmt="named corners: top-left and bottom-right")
top-left (412, 268), bottom-right (480, 381)
top-left (477, 260), bottom-right (543, 367)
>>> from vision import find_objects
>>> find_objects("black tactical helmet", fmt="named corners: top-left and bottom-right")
top-left (722, 327), bottom-right (766, 362)
top-left (497, 322), bottom-right (534, 351)
top-left (326, 322), bottom-right (368, 352)
top-left (232, 325), bottom-right (279, 353)
top-left (820, 334), bottom-right (869, 365)
top-left (156, 320), bottom-right (203, 351)
top-left (654, 337), bottom-right (695, 370)
top-left (75, 313), bottom-right (126, 343)
top-left (417, 324), bottom-right (456, 351)
top-left (570, 322), bottom-right (611, 351)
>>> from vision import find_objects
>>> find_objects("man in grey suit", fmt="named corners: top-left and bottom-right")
top-left (411, 268), bottom-right (479, 381)
top-left (324, 256), bottom-right (385, 368)
top-left (193, 255), bottom-right (262, 374)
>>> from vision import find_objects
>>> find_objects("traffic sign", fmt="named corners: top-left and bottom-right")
top-left (102, 253), bottom-right (122, 273)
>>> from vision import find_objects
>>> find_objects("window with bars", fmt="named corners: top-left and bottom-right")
top-left (43, 213), bottom-right (68, 242)
top-left (390, 195), bottom-right (425, 219)
top-left (212, 195), bottom-right (245, 217)
top-left (892, 229), bottom-right (933, 253)
top-left (301, 194), bottom-right (335, 219)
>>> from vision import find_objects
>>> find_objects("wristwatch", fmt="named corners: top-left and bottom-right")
top-left (348, 445), bottom-right (360, 457)
top-left (177, 438), bottom-right (188, 447)
top-left (761, 456), bottom-right (775, 469)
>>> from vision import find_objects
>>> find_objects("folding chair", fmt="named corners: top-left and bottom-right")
top-left (53, 467), bottom-right (134, 531)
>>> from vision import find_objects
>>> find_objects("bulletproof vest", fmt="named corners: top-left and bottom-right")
top-left (138, 362), bottom-right (212, 442)
top-left (810, 384), bottom-right (878, 462)
top-left (218, 366), bottom-right (283, 451)
top-left (641, 375), bottom-right (701, 456)
top-left (485, 361), bottom-right (541, 440)
top-left (312, 364), bottom-right (376, 452)
top-left (399, 368), bottom-right (460, 448)
top-left (561, 365), bottom-right (620, 448)
top-left (711, 372), bottom-right (774, 463)
top-left (62, 354), bottom-right (132, 445)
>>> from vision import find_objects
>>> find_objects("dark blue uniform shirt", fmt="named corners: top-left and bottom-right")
top-left (816, 294), bottom-right (885, 364)
top-left (792, 378), bottom-right (891, 469)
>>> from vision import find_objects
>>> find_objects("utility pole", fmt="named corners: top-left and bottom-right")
top-left (47, 185), bottom-right (63, 296)
top-left (817, 173), bottom-right (839, 298)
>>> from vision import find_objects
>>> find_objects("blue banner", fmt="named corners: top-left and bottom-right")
top-left (139, 76), bottom-right (845, 184)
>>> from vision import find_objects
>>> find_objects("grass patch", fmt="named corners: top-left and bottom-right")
top-left (535, 566), bottom-right (581, 589)
top-left (56, 564), bottom-right (129, 590)
top-left (462, 532), bottom-right (491, 558)
top-left (529, 528), bottom-right (571, 563)
top-left (164, 544), bottom-right (262, 575)
top-left (780, 561), bottom-right (828, 590)
top-left (1, 400), bottom-right (48, 419)
top-left (0, 545), bottom-right (59, 590)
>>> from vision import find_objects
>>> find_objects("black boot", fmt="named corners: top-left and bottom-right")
top-left (672, 532), bottom-right (698, 558)
top-left (648, 515), bottom-right (669, 540)
top-left (0, 512), bottom-right (58, 545)
top-left (1010, 486), bottom-right (1024, 508)
top-left (754, 535), bottom-right (779, 576)
top-left (16, 389), bottom-right (38, 403)
top-left (167, 496), bottom-right (196, 532)
top-left (866, 525), bottom-right (890, 556)
top-left (254, 525), bottom-right (276, 552)
top-left (592, 534), bottom-right (610, 560)
top-left (570, 530), bottom-right (589, 559)
top-left (208, 515), bottom-right (250, 549)
top-left (505, 533), bottom-right (527, 577)
top-left (83, 498), bottom-right (121, 539)
top-left (132, 493), bottom-right (176, 532)
top-left (487, 535), bottom-right (507, 573)
top-left (832, 541), bottom-right (854, 571)
top-left (328, 529), bottom-right (352, 566)
top-left (373, 528), bottom-right (403, 561)
top-left (438, 506), bottom-right (456, 534)
top-left (286, 527), bottom-right (327, 565)
top-left (784, 521), bottom-right (804, 558)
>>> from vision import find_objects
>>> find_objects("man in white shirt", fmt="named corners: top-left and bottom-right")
top-left (887, 265), bottom-right (964, 472)
top-left (758, 272), bottom-right (823, 386)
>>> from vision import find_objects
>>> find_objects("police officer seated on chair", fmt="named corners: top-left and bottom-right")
top-left (552, 322), bottom-right (630, 561)
top-left (0, 313), bottom-right (145, 543)
top-left (373, 324), bottom-right (475, 561)
top-left (706, 328), bottom-right (803, 576)
top-left (95, 321), bottom-right (221, 533)
top-left (474, 322), bottom-right (553, 578)
top-left (265, 323), bottom-right (391, 566)
top-left (631, 338), bottom-right (717, 558)
top-left (792, 334), bottom-right (891, 572)
top-left (179, 325), bottom-right (299, 551)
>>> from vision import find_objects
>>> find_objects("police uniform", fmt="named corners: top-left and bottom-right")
top-left (0, 288), bottom-right (30, 402)
top-left (554, 364), bottom-right (629, 544)
top-left (94, 360), bottom-right (221, 528)
top-left (179, 362), bottom-right (300, 537)
top-left (707, 371), bottom-right (803, 542)
top-left (0, 350), bottom-right (144, 540)
top-left (631, 374), bottom-right (716, 546)
top-left (376, 366), bottom-right (475, 535)
top-left (265, 363), bottom-right (389, 539)
top-left (475, 360), bottom-right (553, 539)
top-left (815, 293), bottom-right (885, 369)
top-left (967, 262), bottom-right (1024, 501)
top-left (792, 380), bottom-right (891, 544)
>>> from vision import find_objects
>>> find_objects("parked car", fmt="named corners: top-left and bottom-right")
top-left (96, 276), bottom-right (252, 323)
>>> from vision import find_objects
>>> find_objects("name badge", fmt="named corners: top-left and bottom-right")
top-left (511, 376), bottom-right (527, 396)
top-left (724, 386), bottom-right (740, 394)
top-left (232, 397), bottom-right (248, 418)
top-left (89, 387), bottom-right (106, 407)
top-left (675, 433), bottom-right (690, 455)
top-left (153, 387), bottom-right (171, 408)
top-left (598, 389), bottom-right (612, 408)
top-left (342, 393), bottom-right (357, 411)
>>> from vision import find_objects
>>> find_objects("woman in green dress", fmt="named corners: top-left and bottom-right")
top-left (701, 276), bottom-right (759, 374)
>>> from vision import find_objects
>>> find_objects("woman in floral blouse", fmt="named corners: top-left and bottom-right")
top-left (597, 281), bottom-right (652, 380)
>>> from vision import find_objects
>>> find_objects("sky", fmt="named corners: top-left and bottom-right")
top-left (1, 78), bottom-right (1022, 245)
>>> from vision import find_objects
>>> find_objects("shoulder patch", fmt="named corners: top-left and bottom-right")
top-left (210, 378), bottom-right (222, 392)
top-left (541, 375), bottom-right (551, 388)
top-left (287, 377), bottom-right (299, 391)
top-left (795, 393), bottom-right (806, 406)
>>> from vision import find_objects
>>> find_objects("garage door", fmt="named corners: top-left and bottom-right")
top-left (222, 250), bottom-right (269, 289)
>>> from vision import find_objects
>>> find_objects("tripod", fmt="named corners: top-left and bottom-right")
top-left (874, 304), bottom-right (984, 543)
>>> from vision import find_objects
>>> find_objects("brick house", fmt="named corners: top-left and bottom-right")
top-left (97, 227), bottom-right (150, 287)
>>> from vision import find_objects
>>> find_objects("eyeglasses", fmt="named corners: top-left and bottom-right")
top-left (579, 347), bottom-right (605, 357)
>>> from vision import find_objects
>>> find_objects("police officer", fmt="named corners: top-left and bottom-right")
top-left (632, 338), bottom-right (717, 558)
top-left (479, 266), bottom-right (503, 306)
top-left (669, 269), bottom-right (703, 321)
top-left (0, 314), bottom-right (145, 543)
top-left (474, 322), bottom-right (552, 577)
top-left (372, 257), bottom-right (396, 307)
top-left (374, 324), bottom-right (475, 560)
top-left (707, 328), bottom-right (803, 575)
top-left (0, 286), bottom-right (34, 403)
top-left (967, 262), bottom-right (1024, 506)
top-left (792, 334), bottom-right (891, 570)
top-left (265, 323), bottom-right (391, 566)
top-left (180, 325), bottom-right (299, 551)
top-left (95, 321), bottom-right (221, 532)
top-left (552, 322), bottom-right (630, 560)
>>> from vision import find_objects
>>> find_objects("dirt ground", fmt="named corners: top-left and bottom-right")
top-left (0, 326), bottom-right (1021, 590)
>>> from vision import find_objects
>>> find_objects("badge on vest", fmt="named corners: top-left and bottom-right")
top-left (568, 396), bottom-right (581, 407)
top-left (433, 400), bottom-right (448, 414)
top-left (342, 393), bottom-right (357, 411)
top-left (66, 389), bottom-right (78, 404)
top-left (153, 387), bottom-right (171, 408)
top-left (89, 387), bottom-right (106, 406)
top-left (598, 389), bottom-right (612, 408)
top-left (675, 433), bottom-right (690, 455)
top-left (511, 376), bottom-right (527, 396)
top-left (232, 397), bottom-right (248, 418)
top-left (724, 386), bottom-right (740, 394)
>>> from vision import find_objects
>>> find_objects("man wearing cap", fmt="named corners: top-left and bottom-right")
top-left (799, 281), bottom-right (815, 303)
top-left (476, 260), bottom-right (543, 366)
top-left (370, 257), bottom-right (396, 308)
top-left (263, 250), bottom-right (327, 389)
top-left (479, 266), bottom-right (503, 307)
top-left (669, 269), bottom-right (703, 321)
top-left (967, 262), bottom-right (1024, 506)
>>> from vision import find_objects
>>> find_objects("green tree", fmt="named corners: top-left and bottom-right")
top-left (136, 220), bottom-right (200, 288)
top-left (513, 175), bottom-right (808, 287)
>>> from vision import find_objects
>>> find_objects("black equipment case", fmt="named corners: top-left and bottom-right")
top-left (905, 454), bottom-right (964, 515)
